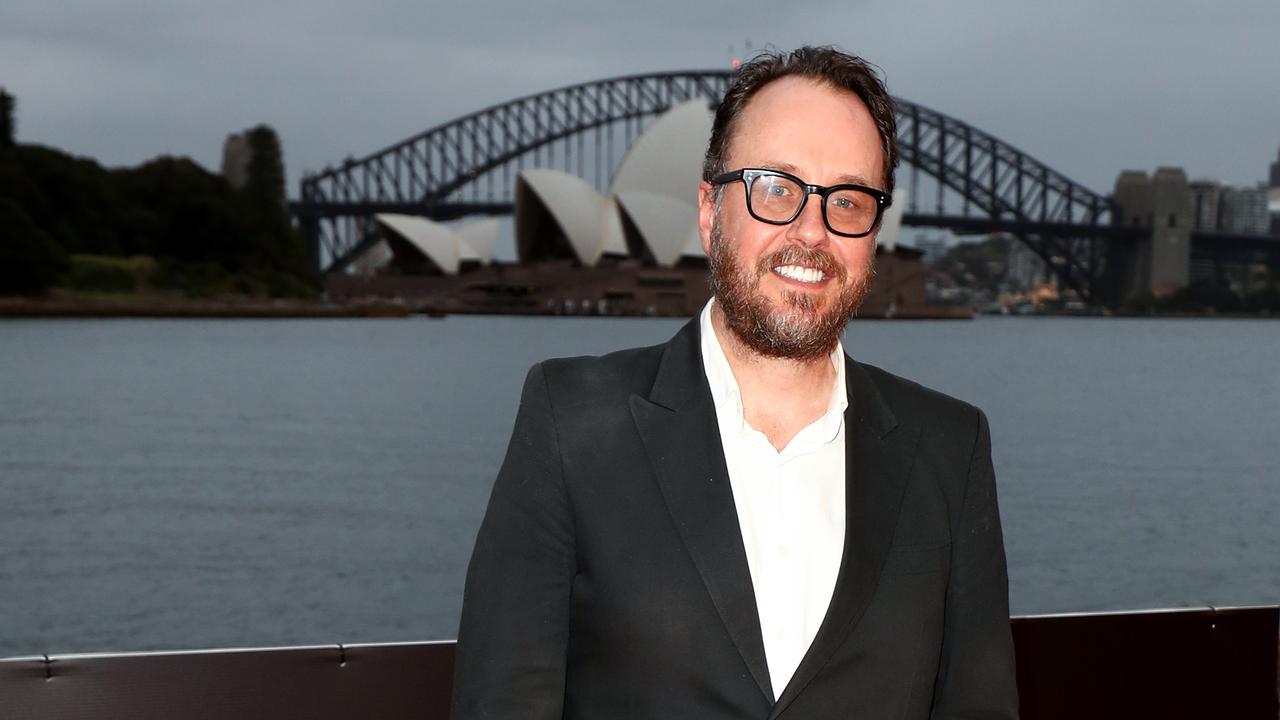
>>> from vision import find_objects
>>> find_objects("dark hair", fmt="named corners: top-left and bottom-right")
top-left (702, 46), bottom-right (898, 193)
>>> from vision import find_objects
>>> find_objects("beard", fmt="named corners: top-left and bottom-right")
top-left (708, 218), bottom-right (872, 362)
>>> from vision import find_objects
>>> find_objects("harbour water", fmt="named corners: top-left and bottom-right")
top-left (1, 315), bottom-right (1277, 657)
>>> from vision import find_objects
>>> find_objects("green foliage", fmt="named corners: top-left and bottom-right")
top-left (3, 144), bottom-right (120, 255)
top-left (1244, 284), bottom-right (1280, 312)
top-left (0, 117), bottom-right (317, 298)
top-left (113, 155), bottom-right (248, 260)
top-left (1166, 281), bottom-right (1243, 313)
top-left (148, 257), bottom-right (232, 298)
top-left (237, 125), bottom-right (310, 286)
top-left (245, 125), bottom-right (286, 215)
top-left (934, 235), bottom-right (1011, 291)
top-left (65, 254), bottom-right (157, 294)
top-left (0, 197), bottom-right (68, 295)
top-left (0, 87), bottom-right (14, 148)
top-left (1122, 280), bottom-right (1280, 315)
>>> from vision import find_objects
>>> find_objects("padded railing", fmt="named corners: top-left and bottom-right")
top-left (2, 607), bottom-right (1276, 720)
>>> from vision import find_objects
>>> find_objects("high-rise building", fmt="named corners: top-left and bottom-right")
top-left (1220, 184), bottom-right (1269, 235)
top-left (1188, 180), bottom-right (1221, 231)
top-left (1111, 168), bottom-right (1192, 296)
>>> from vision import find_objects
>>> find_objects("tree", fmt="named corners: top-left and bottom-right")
top-left (240, 124), bottom-right (310, 286)
top-left (935, 235), bottom-right (1011, 291)
top-left (0, 88), bottom-right (14, 148)
top-left (0, 198), bottom-right (68, 295)
top-left (244, 125), bottom-right (286, 214)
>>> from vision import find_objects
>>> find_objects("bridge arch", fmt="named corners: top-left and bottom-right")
top-left (297, 70), bottom-right (1122, 301)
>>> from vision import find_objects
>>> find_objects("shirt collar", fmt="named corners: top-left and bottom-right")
top-left (699, 299), bottom-right (848, 444)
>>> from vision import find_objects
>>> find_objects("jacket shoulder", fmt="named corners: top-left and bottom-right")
top-left (856, 360), bottom-right (984, 431)
top-left (536, 341), bottom-right (668, 409)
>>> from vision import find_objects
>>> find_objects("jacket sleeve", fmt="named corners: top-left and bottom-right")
top-left (453, 363), bottom-right (576, 720)
top-left (931, 408), bottom-right (1020, 719)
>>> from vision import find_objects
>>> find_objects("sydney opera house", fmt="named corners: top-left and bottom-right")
top-left (326, 100), bottom-right (947, 318)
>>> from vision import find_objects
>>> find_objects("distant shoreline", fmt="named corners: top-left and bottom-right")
top-left (1, 296), bottom-right (1273, 320)
top-left (0, 296), bottom-right (412, 319)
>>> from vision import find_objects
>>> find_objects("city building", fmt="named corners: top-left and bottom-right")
top-left (1188, 180), bottom-right (1220, 231)
top-left (1005, 236), bottom-right (1049, 291)
top-left (1111, 168), bottom-right (1192, 296)
top-left (1219, 184), bottom-right (1269, 235)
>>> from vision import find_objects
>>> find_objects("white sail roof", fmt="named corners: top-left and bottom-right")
top-left (511, 101), bottom-right (712, 267)
top-left (375, 213), bottom-right (461, 274)
top-left (614, 191), bottom-right (700, 267)
top-left (516, 169), bottom-right (610, 266)
top-left (374, 214), bottom-right (497, 274)
top-left (610, 99), bottom-right (712, 206)
top-left (601, 199), bottom-right (629, 257)
top-left (456, 218), bottom-right (498, 263)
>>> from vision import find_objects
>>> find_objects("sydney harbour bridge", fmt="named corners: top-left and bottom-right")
top-left (292, 70), bottom-right (1257, 308)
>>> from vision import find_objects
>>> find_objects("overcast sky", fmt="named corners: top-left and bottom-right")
top-left (3, 0), bottom-right (1277, 199)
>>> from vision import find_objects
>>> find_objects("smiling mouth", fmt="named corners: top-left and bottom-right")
top-left (773, 264), bottom-right (828, 284)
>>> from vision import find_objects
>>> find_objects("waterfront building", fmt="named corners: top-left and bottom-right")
top-left (1127, 172), bottom-right (1271, 237)
top-left (1112, 168), bottom-right (1192, 296)
top-left (1188, 180), bottom-right (1221, 231)
top-left (1005, 236), bottom-right (1049, 292)
top-left (1219, 183), bottom-right (1270, 235)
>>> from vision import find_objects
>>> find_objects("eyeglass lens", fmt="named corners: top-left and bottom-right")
top-left (749, 173), bottom-right (878, 235)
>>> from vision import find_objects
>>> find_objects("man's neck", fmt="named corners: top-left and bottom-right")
top-left (710, 303), bottom-right (839, 451)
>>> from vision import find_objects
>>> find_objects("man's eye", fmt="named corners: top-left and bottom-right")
top-left (832, 197), bottom-right (852, 209)
top-left (767, 184), bottom-right (788, 196)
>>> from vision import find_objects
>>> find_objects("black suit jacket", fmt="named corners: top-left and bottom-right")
top-left (454, 318), bottom-right (1018, 719)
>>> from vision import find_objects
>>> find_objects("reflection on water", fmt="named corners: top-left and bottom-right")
top-left (0, 316), bottom-right (1277, 656)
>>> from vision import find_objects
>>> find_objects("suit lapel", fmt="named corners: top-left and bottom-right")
top-left (629, 318), bottom-right (774, 704)
top-left (768, 357), bottom-right (920, 720)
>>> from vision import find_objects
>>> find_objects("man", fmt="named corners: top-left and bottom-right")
top-left (454, 46), bottom-right (1018, 720)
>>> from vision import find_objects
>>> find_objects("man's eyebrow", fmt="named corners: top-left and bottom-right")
top-left (758, 161), bottom-right (799, 175)
top-left (757, 161), bottom-right (874, 187)
top-left (834, 172), bottom-right (875, 187)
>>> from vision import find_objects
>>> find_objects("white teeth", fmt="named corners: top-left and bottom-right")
top-left (774, 265), bottom-right (826, 283)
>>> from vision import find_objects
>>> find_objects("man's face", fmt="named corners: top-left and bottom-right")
top-left (699, 76), bottom-right (884, 361)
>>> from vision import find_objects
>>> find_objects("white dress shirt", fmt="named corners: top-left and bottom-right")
top-left (698, 300), bottom-right (848, 698)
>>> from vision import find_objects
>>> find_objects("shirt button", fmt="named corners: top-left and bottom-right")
top-left (778, 544), bottom-right (788, 556)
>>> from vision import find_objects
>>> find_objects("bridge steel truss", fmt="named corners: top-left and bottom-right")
top-left (296, 70), bottom-right (1129, 304)
top-left (896, 102), bottom-right (1133, 304)
top-left (296, 72), bottom-right (734, 275)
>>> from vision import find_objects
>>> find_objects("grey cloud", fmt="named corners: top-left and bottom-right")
top-left (2, 0), bottom-right (1277, 197)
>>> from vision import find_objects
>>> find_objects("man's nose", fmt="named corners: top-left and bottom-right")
top-left (785, 194), bottom-right (830, 247)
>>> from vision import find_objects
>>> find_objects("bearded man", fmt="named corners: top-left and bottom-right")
top-left (454, 46), bottom-right (1019, 720)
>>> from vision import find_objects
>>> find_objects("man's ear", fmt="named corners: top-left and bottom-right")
top-left (698, 181), bottom-right (715, 255)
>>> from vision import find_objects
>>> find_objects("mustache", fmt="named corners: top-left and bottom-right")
top-left (756, 244), bottom-right (847, 282)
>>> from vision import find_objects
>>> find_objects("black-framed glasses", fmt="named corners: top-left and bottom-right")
top-left (711, 168), bottom-right (892, 238)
